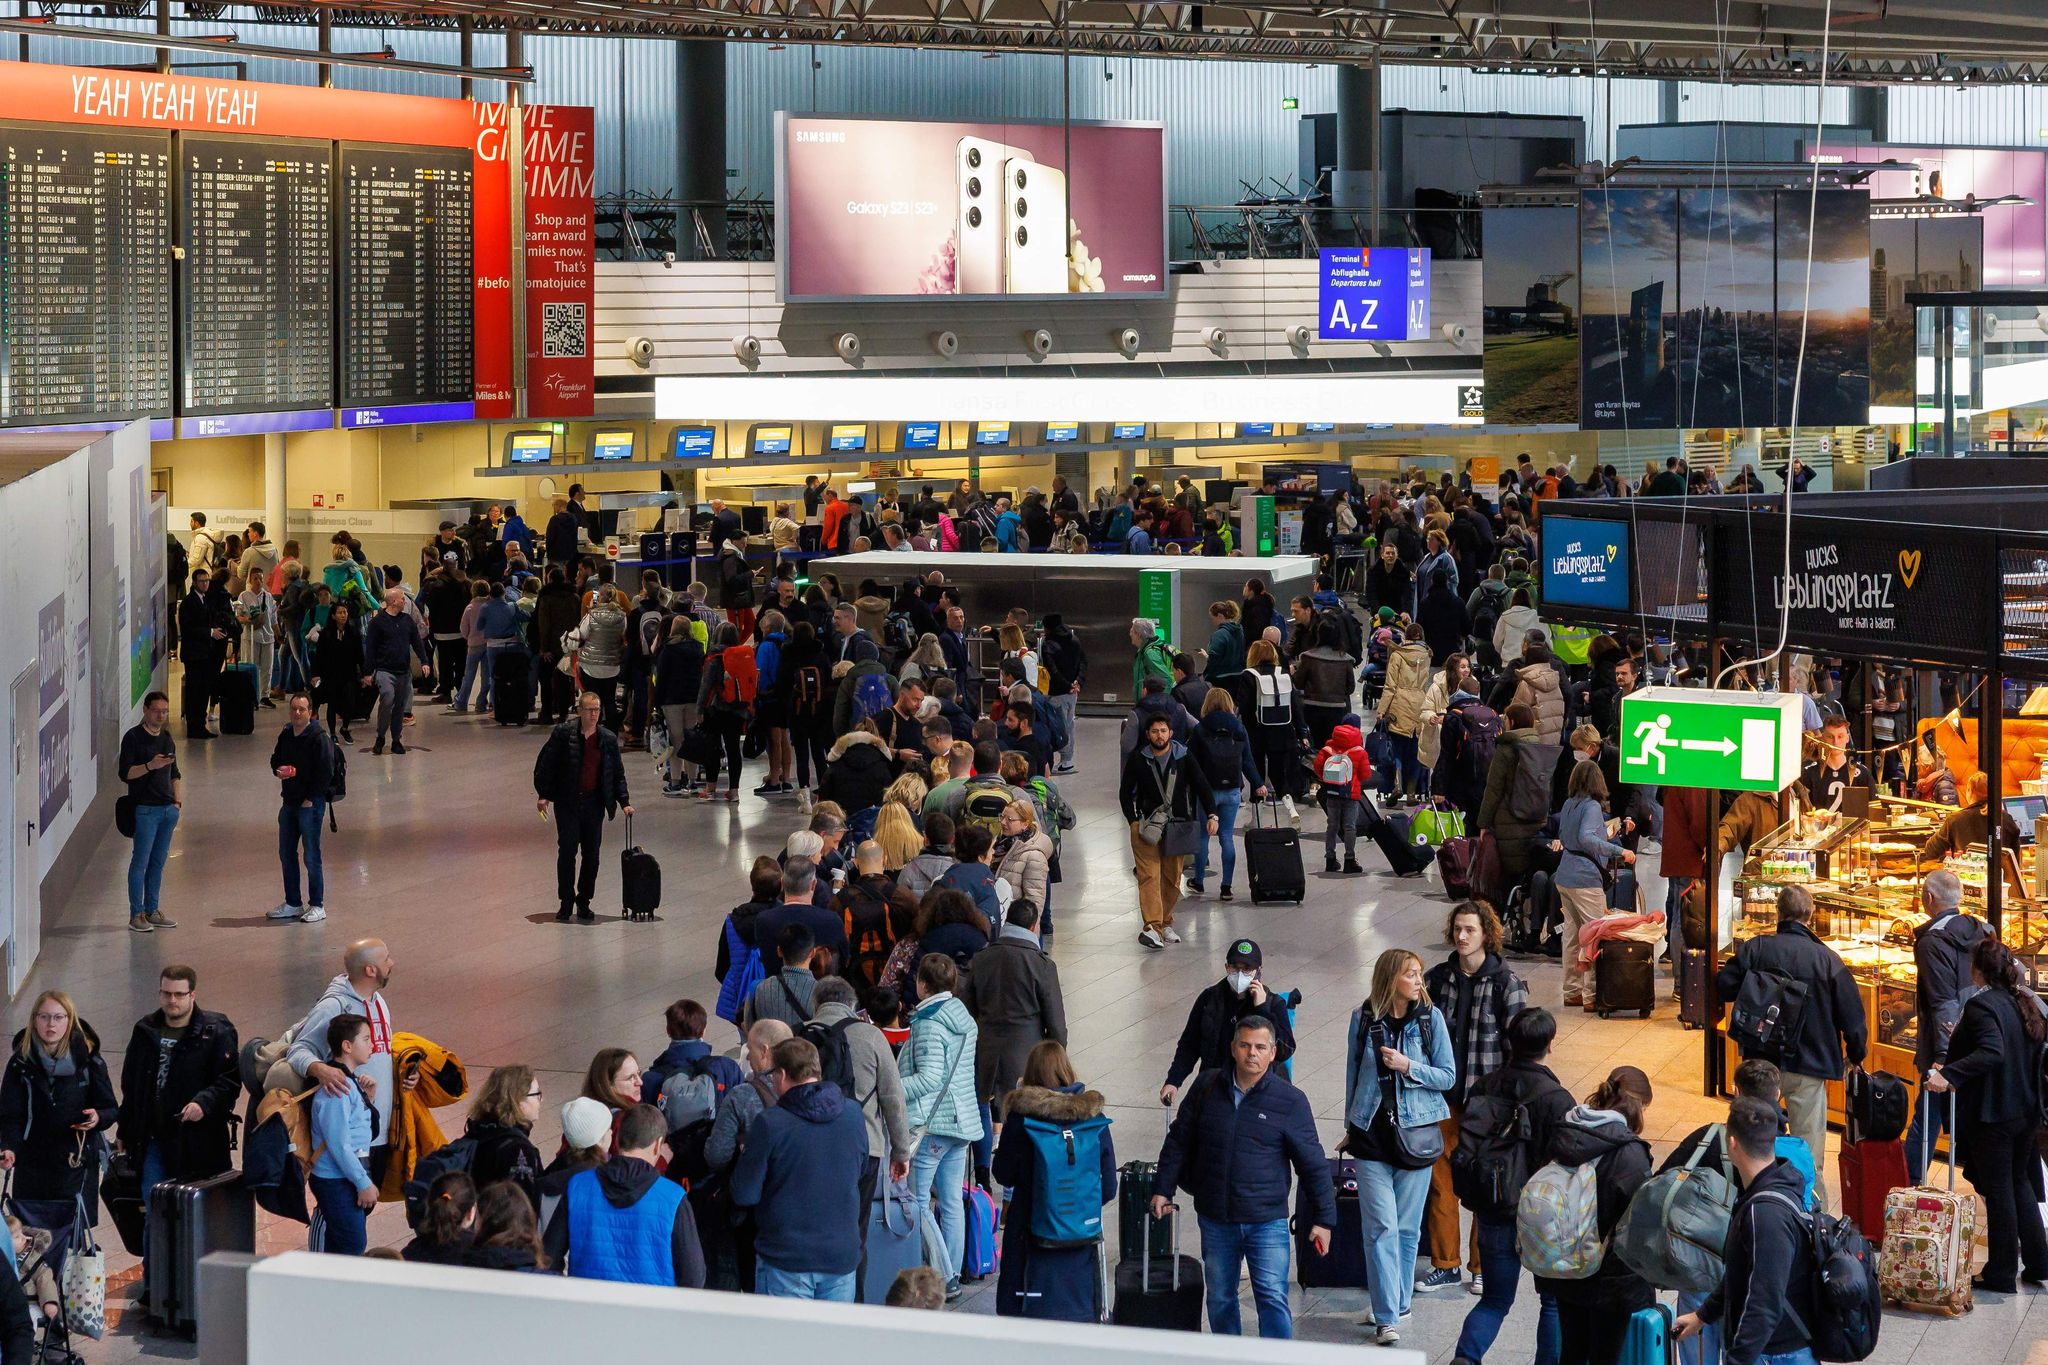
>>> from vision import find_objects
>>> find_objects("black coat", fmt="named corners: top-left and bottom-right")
top-left (1913, 912), bottom-right (1988, 1070)
top-left (532, 721), bottom-right (631, 815)
top-left (1941, 987), bottom-right (2047, 1132)
top-left (817, 733), bottom-right (892, 814)
top-left (0, 1026), bottom-right (118, 1203)
top-left (465, 1118), bottom-right (545, 1211)
top-left (1164, 980), bottom-right (1296, 1087)
top-left (990, 1085), bottom-right (1115, 1321)
top-left (1699, 1158), bottom-right (1817, 1361)
top-left (115, 1008), bottom-right (240, 1181)
top-left (1715, 921), bottom-right (1868, 1081)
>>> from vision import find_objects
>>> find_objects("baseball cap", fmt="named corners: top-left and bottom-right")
top-left (559, 1097), bottom-right (612, 1152)
top-left (1225, 938), bottom-right (1262, 969)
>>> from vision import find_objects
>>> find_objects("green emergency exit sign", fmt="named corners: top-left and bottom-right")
top-left (1619, 687), bottom-right (1802, 793)
top-left (1283, 97), bottom-right (1299, 110)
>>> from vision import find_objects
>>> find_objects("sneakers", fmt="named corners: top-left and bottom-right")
top-left (1183, 875), bottom-right (1203, 896)
top-left (753, 781), bottom-right (782, 796)
top-left (557, 903), bottom-right (574, 922)
top-left (267, 903), bottom-right (304, 920)
top-left (1373, 1325), bottom-right (1401, 1347)
top-left (797, 789), bottom-right (814, 814)
top-left (1468, 1273), bottom-right (1483, 1296)
top-left (372, 740), bottom-right (384, 756)
top-left (1055, 763), bottom-right (1076, 775)
top-left (575, 902), bottom-right (596, 923)
top-left (128, 916), bottom-right (153, 934)
top-left (1161, 926), bottom-right (1183, 944)
top-left (391, 740), bottom-right (406, 755)
top-left (1138, 928), bottom-right (1166, 950)
top-left (1415, 1267), bottom-right (1461, 1293)
top-left (1218, 886), bottom-right (1234, 901)
top-left (145, 912), bottom-right (178, 929)
top-left (1326, 854), bottom-right (1341, 873)
top-left (662, 784), bottom-right (687, 798)
top-left (298, 906), bottom-right (326, 923)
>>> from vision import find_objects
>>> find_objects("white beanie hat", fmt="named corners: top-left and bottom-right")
top-left (559, 1097), bottom-right (612, 1152)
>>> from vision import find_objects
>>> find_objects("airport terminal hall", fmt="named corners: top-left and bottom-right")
top-left (9, 0), bottom-right (2048, 1361)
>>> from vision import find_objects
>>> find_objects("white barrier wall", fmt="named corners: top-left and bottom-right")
top-left (241, 1252), bottom-right (1425, 1365)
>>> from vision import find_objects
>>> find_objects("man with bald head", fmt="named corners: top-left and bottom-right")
top-left (701, 1018), bottom-right (793, 1290)
top-left (362, 586), bottom-right (430, 756)
top-left (283, 938), bottom-right (410, 1183)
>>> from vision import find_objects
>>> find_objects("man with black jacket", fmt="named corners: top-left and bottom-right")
top-left (177, 567), bottom-right (232, 739)
top-left (362, 588), bottom-right (430, 756)
top-left (267, 693), bottom-right (333, 924)
top-left (534, 691), bottom-right (633, 923)
top-left (1906, 868), bottom-right (1986, 1183)
top-left (1715, 884), bottom-right (1866, 1205)
top-left (1676, 1098), bottom-right (1816, 1365)
top-left (1150, 1015), bottom-right (1332, 1338)
top-left (1160, 940), bottom-right (1295, 1103)
top-left (116, 966), bottom-right (240, 1236)
top-left (1119, 714), bottom-right (1215, 950)
top-left (1038, 613), bottom-right (1086, 775)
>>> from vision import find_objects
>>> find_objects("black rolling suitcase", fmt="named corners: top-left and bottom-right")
top-left (1111, 1204), bottom-right (1203, 1331)
top-left (1677, 947), bottom-right (1711, 1029)
top-left (1595, 939), bottom-right (1656, 1019)
top-left (146, 1169), bottom-right (255, 1335)
top-left (620, 814), bottom-right (661, 920)
top-left (1295, 1156), bottom-right (1369, 1288)
top-left (1245, 800), bottom-right (1305, 904)
top-left (216, 663), bottom-right (258, 735)
top-left (492, 648), bottom-right (533, 726)
top-left (1362, 799), bottom-right (1432, 877)
top-left (1116, 1160), bottom-right (1172, 1264)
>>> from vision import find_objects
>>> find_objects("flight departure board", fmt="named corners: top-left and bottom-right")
top-left (178, 134), bottom-right (333, 418)
top-left (0, 124), bottom-right (173, 427)
top-left (337, 143), bottom-right (473, 413)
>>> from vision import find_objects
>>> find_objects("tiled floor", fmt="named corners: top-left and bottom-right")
top-left (32, 696), bottom-right (2038, 1361)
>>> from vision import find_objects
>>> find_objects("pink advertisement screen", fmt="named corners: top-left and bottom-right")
top-left (778, 115), bottom-right (1168, 301)
top-left (1811, 141), bottom-right (2048, 286)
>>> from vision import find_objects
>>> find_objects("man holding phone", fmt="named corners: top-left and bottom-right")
top-left (1159, 940), bottom-right (1296, 1105)
top-left (267, 692), bottom-right (333, 924)
top-left (1150, 1015), bottom-right (1333, 1338)
top-left (119, 691), bottom-right (183, 933)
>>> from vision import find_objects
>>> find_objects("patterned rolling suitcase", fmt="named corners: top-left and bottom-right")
top-left (146, 1169), bottom-right (256, 1335)
top-left (1880, 1092), bottom-right (1975, 1315)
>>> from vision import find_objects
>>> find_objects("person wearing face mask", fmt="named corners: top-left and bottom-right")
top-left (1158, 941), bottom-right (1296, 1106)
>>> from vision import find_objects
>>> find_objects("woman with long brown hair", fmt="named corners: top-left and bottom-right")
top-left (462, 1180), bottom-right (551, 1272)
top-left (464, 1063), bottom-right (545, 1210)
top-left (988, 1041), bottom-right (1112, 1321)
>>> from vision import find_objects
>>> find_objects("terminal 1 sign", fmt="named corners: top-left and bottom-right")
top-left (1318, 247), bottom-right (1432, 341)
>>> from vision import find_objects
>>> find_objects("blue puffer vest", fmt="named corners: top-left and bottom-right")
top-left (565, 1167), bottom-right (684, 1285)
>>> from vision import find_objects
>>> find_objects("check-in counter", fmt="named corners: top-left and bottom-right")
top-left (827, 550), bottom-right (1319, 709)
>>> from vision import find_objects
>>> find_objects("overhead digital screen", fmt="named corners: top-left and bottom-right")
top-left (902, 421), bottom-right (941, 450)
top-left (1111, 422), bottom-right (1146, 440)
top-left (590, 429), bottom-right (635, 461)
top-left (753, 425), bottom-right (792, 454)
top-left (337, 143), bottom-right (474, 423)
top-left (0, 124), bottom-right (173, 427)
top-left (1302, 422), bottom-right (1336, 432)
top-left (974, 420), bottom-right (1011, 446)
top-left (506, 430), bottom-right (552, 464)
top-left (1542, 516), bottom-right (1631, 612)
top-left (177, 134), bottom-right (333, 426)
top-left (829, 423), bottom-right (867, 452)
top-left (672, 425), bottom-right (714, 459)
top-left (1238, 422), bottom-right (1274, 437)
top-left (1043, 421), bottom-right (1079, 442)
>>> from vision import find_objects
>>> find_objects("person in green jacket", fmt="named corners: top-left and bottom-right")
top-left (1130, 618), bottom-right (1176, 699)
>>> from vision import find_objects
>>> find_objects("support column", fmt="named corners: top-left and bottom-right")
top-left (1850, 85), bottom-right (1887, 140)
top-left (1333, 59), bottom-right (1380, 243)
top-left (508, 28), bottom-right (528, 418)
top-left (316, 7), bottom-right (332, 88)
top-left (263, 435), bottom-right (287, 553)
top-left (155, 0), bottom-right (170, 74)
top-left (675, 39), bottom-right (727, 261)
top-left (459, 19), bottom-right (474, 102)
top-left (1659, 80), bottom-right (1680, 124)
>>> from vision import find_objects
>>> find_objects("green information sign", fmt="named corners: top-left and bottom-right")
top-left (1137, 568), bottom-right (1176, 648)
top-left (1619, 687), bottom-right (1802, 793)
top-left (1241, 495), bottom-right (1276, 556)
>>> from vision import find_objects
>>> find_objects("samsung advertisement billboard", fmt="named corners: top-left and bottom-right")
top-left (775, 114), bottom-right (1168, 303)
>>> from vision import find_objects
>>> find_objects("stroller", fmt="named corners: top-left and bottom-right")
top-left (6, 1174), bottom-right (100, 1365)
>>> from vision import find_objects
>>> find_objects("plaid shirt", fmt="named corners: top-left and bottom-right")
top-left (1423, 953), bottom-right (1529, 1104)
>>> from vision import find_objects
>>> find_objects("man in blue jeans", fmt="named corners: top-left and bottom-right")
top-left (114, 967), bottom-right (240, 1267)
top-left (1151, 1014), bottom-right (1333, 1337)
top-left (732, 1036), bottom-right (868, 1301)
top-left (118, 691), bottom-right (182, 933)
top-left (267, 693), bottom-right (333, 924)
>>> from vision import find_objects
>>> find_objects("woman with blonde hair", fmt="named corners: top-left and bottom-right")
top-left (900, 633), bottom-right (950, 685)
top-left (874, 800), bottom-right (924, 873)
top-left (463, 1063), bottom-right (545, 1210)
top-left (997, 623), bottom-right (1039, 689)
top-left (994, 798), bottom-right (1053, 911)
top-left (1342, 950), bottom-right (1455, 1345)
top-left (0, 990), bottom-right (117, 1218)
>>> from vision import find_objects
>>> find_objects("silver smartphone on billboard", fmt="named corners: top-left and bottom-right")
top-left (1003, 157), bottom-right (1069, 294)
top-left (956, 137), bottom-right (1031, 296)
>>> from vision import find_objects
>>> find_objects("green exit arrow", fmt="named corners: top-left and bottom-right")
top-left (1619, 686), bottom-right (1803, 793)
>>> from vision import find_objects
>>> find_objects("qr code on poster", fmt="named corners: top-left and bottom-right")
top-left (541, 302), bottom-right (587, 358)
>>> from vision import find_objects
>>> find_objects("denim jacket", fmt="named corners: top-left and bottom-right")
top-left (1343, 1003), bottom-right (1455, 1132)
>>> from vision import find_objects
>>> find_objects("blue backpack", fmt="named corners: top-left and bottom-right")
top-left (1019, 1114), bottom-right (1110, 1247)
top-left (853, 671), bottom-right (892, 723)
top-left (714, 919), bottom-right (765, 1025)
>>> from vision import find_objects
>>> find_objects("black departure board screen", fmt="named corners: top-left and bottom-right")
top-left (178, 134), bottom-right (333, 417)
top-left (337, 143), bottom-right (473, 414)
top-left (0, 124), bottom-right (173, 427)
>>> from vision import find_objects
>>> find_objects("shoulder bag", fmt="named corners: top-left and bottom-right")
top-left (1136, 766), bottom-right (1180, 847)
top-left (1349, 1008), bottom-right (1446, 1171)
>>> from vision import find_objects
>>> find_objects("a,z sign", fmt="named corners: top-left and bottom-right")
top-left (1318, 247), bottom-right (1431, 341)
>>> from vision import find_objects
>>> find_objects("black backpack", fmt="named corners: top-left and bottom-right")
top-left (1727, 967), bottom-right (1810, 1063)
top-left (1194, 728), bottom-right (1246, 792)
top-left (799, 1016), bottom-right (861, 1100)
top-left (401, 1134), bottom-right (478, 1227)
top-left (1450, 1089), bottom-right (1539, 1219)
top-left (1756, 1191), bottom-right (1882, 1362)
top-left (324, 730), bottom-right (348, 831)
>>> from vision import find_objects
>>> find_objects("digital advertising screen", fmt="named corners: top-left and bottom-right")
top-left (1111, 422), bottom-right (1147, 440)
top-left (589, 429), bottom-right (635, 462)
top-left (776, 114), bottom-right (1168, 302)
top-left (974, 421), bottom-right (1012, 446)
top-left (1542, 516), bottom-right (1631, 612)
top-left (901, 421), bottom-right (941, 450)
top-left (1043, 422), bottom-right (1079, 443)
top-left (1238, 423), bottom-right (1274, 437)
top-left (1302, 422), bottom-right (1337, 433)
top-left (505, 431), bottom-right (553, 464)
top-left (1810, 141), bottom-right (2046, 286)
top-left (1318, 247), bottom-right (1432, 341)
top-left (753, 425), bottom-right (793, 454)
top-left (671, 426), bottom-right (715, 459)
top-left (829, 423), bottom-right (868, 452)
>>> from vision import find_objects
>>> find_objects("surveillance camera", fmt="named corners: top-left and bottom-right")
top-left (662, 251), bottom-right (676, 268)
top-left (1025, 328), bottom-right (1054, 358)
top-left (930, 330), bottom-right (960, 358)
top-left (625, 337), bottom-right (655, 369)
top-left (1440, 321), bottom-right (1469, 345)
top-left (1115, 326), bottom-right (1142, 357)
top-left (733, 335), bottom-right (761, 364)
top-left (1203, 326), bottom-right (1227, 353)
top-left (835, 332), bottom-right (863, 363)
top-left (1284, 324), bottom-right (1311, 349)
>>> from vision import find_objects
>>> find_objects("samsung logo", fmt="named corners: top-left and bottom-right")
top-left (795, 131), bottom-right (846, 144)
top-left (1121, 273), bottom-right (1158, 284)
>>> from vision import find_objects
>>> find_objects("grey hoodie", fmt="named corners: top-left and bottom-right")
top-left (897, 846), bottom-right (954, 902)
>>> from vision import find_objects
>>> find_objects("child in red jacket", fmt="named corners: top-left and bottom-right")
top-left (1315, 718), bottom-right (1372, 873)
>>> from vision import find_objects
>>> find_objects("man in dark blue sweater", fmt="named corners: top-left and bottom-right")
top-left (731, 1036), bottom-right (868, 1301)
top-left (1151, 1014), bottom-right (1333, 1338)
top-left (361, 588), bottom-right (429, 756)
